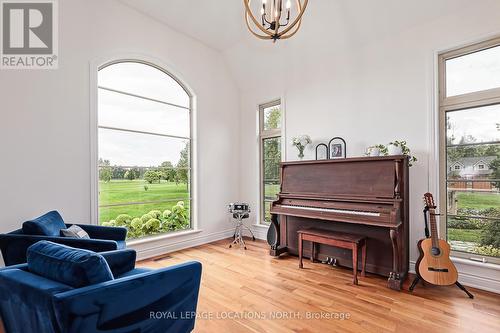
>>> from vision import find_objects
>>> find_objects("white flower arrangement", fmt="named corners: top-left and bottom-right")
top-left (291, 135), bottom-right (312, 159)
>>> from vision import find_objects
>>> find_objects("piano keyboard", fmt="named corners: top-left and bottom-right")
top-left (280, 205), bottom-right (381, 217)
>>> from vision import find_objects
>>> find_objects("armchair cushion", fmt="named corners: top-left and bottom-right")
top-left (22, 211), bottom-right (66, 236)
top-left (27, 241), bottom-right (114, 288)
top-left (60, 225), bottom-right (90, 239)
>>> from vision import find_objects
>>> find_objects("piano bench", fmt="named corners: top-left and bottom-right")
top-left (297, 228), bottom-right (366, 285)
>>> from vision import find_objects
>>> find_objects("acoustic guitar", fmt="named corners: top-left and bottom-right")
top-left (415, 193), bottom-right (458, 286)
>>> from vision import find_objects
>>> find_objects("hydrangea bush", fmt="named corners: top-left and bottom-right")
top-left (101, 201), bottom-right (189, 239)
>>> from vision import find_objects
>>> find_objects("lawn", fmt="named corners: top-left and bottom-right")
top-left (99, 180), bottom-right (189, 222)
top-left (447, 228), bottom-right (482, 243)
top-left (455, 192), bottom-right (500, 210)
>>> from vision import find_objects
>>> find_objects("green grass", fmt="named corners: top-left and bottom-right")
top-left (99, 180), bottom-right (189, 222)
top-left (448, 228), bottom-right (482, 243)
top-left (456, 192), bottom-right (500, 210)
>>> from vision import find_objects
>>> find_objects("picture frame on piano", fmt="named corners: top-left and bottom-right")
top-left (328, 137), bottom-right (346, 159)
top-left (315, 143), bottom-right (329, 160)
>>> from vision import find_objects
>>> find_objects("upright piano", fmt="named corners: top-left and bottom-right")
top-left (268, 155), bottom-right (409, 290)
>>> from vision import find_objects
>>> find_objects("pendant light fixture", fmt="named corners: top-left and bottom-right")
top-left (244, 0), bottom-right (308, 42)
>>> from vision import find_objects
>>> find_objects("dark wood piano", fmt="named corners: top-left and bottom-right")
top-left (268, 155), bottom-right (409, 290)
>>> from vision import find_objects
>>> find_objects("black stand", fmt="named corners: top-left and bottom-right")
top-left (409, 207), bottom-right (474, 299)
top-left (410, 275), bottom-right (474, 299)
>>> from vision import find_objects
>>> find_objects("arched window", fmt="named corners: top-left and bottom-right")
top-left (97, 61), bottom-right (191, 239)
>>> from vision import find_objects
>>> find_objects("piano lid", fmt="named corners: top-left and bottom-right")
top-left (279, 156), bottom-right (406, 199)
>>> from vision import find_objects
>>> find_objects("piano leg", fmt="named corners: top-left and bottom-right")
top-left (388, 227), bottom-right (404, 290)
top-left (269, 214), bottom-right (289, 257)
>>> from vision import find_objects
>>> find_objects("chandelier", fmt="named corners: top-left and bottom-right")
top-left (243, 0), bottom-right (308, 42)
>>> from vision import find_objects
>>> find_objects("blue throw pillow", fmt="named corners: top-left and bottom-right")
top-left (22, 210), bottom-right (67, 236)
top-left (27, 241), bottom-right (114, 288)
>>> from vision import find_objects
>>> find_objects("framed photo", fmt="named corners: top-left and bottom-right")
top-left (328, 137), bottom-right (346, 159)
top-left (315, 143), bottom-right (329, 160)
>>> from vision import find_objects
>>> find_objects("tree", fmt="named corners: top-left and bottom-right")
top-left (98, 158), bottom-right (112, 182)
top-left (124, 168), bottom-right (139, 180)
top-left (176, 142), bottom-right (190, 186)
top-left (144, 170), bottom-right (161, 184)
top-left (490, 158), bottom-right (500, 189)
top-left (159, 161), bottom-right (176, 182)
top-left (112, 166), bottom-right (126, 179)
top-left (265, 106), bottom-right (281, 129)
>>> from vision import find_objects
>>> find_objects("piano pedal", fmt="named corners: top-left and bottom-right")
top-left (322, 257), bottom-right (338, 266)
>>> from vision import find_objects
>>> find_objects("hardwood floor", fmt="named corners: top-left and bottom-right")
top-left (138, 238), bottom-right (500, 333)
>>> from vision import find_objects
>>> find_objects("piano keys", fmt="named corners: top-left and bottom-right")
top-left (268, 155), bottom-right (409, 290)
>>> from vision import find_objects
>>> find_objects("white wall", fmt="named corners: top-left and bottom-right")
top-left (0, 0), bottom-right (239, 260)
top-left (230, 0), bottom-right (500, 292)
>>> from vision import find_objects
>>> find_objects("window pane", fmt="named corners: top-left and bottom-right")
top-left (99, 200), bottom-right (191, 239)
top-left (445, 105), bottom-right (500, 258)
top-left (446, 105), bottom-right (500, 145)
top-left (446, 45), bottom-right (500, 97)
top-left (99, 62), bottom-right (190, 107)
top-left (263, 105), bottom-right (281, 130)
top-left (262, 136), bottom-right (281, 223)
top-left (263, 137), bottom-right (281, 182)
top-left (98, 128), bottom-right (190, 168)
top-left (98, 89), bottom-right (190, 138)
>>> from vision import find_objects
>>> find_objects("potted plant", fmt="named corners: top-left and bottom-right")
top-left (291, 135), bottom-right (312, 160)
top-left (366, 144), bottom-right (388, 157)
top-left (387, 140), bottom-right (417, 166)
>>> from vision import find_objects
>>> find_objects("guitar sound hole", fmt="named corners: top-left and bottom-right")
top-left (431, 247), bottom-right (441, 256)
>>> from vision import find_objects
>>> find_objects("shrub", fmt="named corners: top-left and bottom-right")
top-left (101, 201), bottom-right (189, 240)
top-left (140, 213), bottom-right (153, 223)
top-left (474, 245), bottom-right (500, 257)
top-left (130, 218), bottom-right (142, 229)
top-left (148, 210), bottom-right (162, 219)
top-left (143, 218), bottom-right (161, 232)
top-left (480, 222), bottom-right (500, 248)
top-left (115, 214), bottom-right (132, 226)
top-left (447, 217), bottom-right (486, 230)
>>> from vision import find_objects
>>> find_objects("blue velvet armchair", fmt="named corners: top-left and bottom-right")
top-left (0, 211), bottom-right (127, 266)
top-left (0, 242), bottom-right (202, 333)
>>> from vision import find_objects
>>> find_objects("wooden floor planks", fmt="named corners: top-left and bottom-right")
top-left (137, 238), bottom-right (500, 333)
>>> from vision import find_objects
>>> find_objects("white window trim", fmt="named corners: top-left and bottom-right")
top-left (257, 97), bottom-right (286, 226)
top-left (89, 53), bottom-right (199, 244)
top-left (436, 35), bottom-right (500, 265)
top-left (425, 33), bottom-right (500, 292)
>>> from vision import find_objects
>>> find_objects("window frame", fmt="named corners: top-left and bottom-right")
top-left (438, 37), bottom-right (500, 265)
top-left (91, 59), bottom-right (195, 239)
top-left (259, 99), bottom-right (283, 225)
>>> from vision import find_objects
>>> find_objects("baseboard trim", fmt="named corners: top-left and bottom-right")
top-left (410, 260), bottom-right (500, 294)
top-left (250, 225), bottom-right (268, 241)
top-left (131, 228), bottom-right (235, 261)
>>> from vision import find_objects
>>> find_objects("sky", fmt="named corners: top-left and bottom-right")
top-left (447, 104), bottom-right (500, 145)
top-left (98, 62), bottom-right (190, 167)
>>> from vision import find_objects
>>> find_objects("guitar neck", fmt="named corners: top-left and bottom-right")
top-left (428, 208), bottom-right (439, 248)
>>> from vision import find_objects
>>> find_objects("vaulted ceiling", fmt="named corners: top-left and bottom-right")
top-left (119, 0), bottom-right (475, 52)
